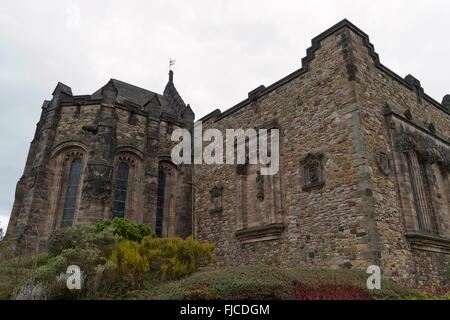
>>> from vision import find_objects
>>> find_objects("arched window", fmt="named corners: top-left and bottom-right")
top-left (62, 159), bottom-right (83, 227)
top-left (113, 162), bottom-right (130, 218)
top-left (155, 170), bottom-right (166, 237)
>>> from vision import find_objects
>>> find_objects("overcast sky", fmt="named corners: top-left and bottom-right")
top-left (0, 0), bottom-right (449, 232)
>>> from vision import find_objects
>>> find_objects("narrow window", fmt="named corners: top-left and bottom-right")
top-left (62, 159), bottom-right (83, 227)
top-left (74, 104), bottom-right (81, 119)
top-left (155, 170), bottom-right (166, 237)
top-left (128, 111), bottom-right (137, 125)
top-left (404, 152), bottom-right (425, 231)
top-left (113, 162), bottom-right (130, 218)
top-left (308, 162), bottom-right (319, 184)
top-left (419, 161), bottom-right (438, 233)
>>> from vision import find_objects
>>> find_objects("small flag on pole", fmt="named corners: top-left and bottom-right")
top-left (169, 59), bottom-right (176, 69)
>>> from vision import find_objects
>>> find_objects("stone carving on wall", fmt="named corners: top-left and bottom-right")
top-left (403, 109), bottom-right (413, 121)
top-left (83, 163), bottom-right (112, 200)
top-left (376, 151), bottom-right (391, 176)
top-left (82, 124), bottom-right (98, 135)
top-left (209, 185), bottom-right (223, 214)
top-left (427, 122), bottom-right (436, 135)
top-left (256, 170), bottom-right (265, 201)
top-left (394, 127), bottom-right (450, 172)
top-left (300, 152), bottom-right (325, 191)
top-left (27, 167), bottom-right (39, 189)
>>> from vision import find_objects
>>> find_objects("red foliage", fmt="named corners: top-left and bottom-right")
top-left (427, 285), bottom-right (450, 298)
top-left (292, 281), bottom-right (372, 300)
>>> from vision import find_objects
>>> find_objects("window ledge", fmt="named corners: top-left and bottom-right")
top-left (405, 232), bottom-right (450, 254)
top-left (302, 181), bottom-right (325, 192)
top-left (209, 209), bottom-right (222, 214)
top-left (236, 223), bottom-right (285, 244)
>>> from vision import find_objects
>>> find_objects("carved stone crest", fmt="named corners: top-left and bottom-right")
top-left (256, 170), bottom-right (265, 201)
top-left (83, 163), bottom-right (112, 200)
top-left (376, 151), bottom-right (391, 176)
top-left (300, 152), bottom-right (325, 191)
top-left (210, 185), bottom-right (223, 198)
top-left (209, 185), bottom-right (223, 214)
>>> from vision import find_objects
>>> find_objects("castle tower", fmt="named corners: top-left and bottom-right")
top-left (6, 72), bottom-right (194, 254)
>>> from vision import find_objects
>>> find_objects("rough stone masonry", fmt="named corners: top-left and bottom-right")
top-left (6, 19), bottom-right (450, 288)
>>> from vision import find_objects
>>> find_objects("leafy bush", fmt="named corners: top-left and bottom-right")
top-left (47, 224), bottom-right (119, 257)
top-left (139, 236), bottom-right (215, 280)
top-left (47, 218), bottom-right (153, 258)
top-left (96, 218), bottom-right (154, 242)
top-left (13, 219), bottom-right (156, 299)
top-left (16, 247), bottom-right (105, 300)
top-left (109, 240), bottom-right (149, 288)
top-left (10, 221), bottom-right (213, 299)
top-left (0, 250), bottom-right (51, 300)
top-left (108, 236), bottom-right (214, 290)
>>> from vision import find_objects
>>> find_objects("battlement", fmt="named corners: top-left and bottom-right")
top-left (200, 19), bottom-right (449, 123)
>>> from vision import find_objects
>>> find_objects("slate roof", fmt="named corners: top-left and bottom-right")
top-left (92, 79), bottom-right (170, 108)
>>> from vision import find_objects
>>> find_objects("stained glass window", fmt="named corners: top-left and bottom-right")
top-left (155, 170), bottom-right (166, 237)
top-left (62, 159), bottom-right (83, 227)
top-left (113, 162), bottom-right (130, 218)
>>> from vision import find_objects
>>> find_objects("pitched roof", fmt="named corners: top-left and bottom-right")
top-left (92, 79), bottom-right (169, 108)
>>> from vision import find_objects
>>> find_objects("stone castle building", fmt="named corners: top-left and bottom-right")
top-left (6, 71), bottom-right (195, 252)
top-left (6, 20), bottom-right (450, 287)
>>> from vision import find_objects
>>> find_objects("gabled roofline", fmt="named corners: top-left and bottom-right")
top-left (198, 19), bottom-right (449, 123)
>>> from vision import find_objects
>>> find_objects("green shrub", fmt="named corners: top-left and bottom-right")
top-left (18, 221), bottom-right (214, 298)
top-left (96, 218), bottom-right (154, 242)
top-left (34, 255), bottom-right (68, 281)
top-left (47, 224), bottom-right (119, 257)
top-left (0, 251), bottom-right (51, 300)
top-left (18, 248), bottom-right (103, 300)
top-left (47, 218), bottom-right (153, 258)
top-left (139, 236), bottom-right (215, 280)
top-left (18, 219), bottom-right (156, 299)
top-left (109, 240), bottom-right (149, 289)
top-left (108, 236), bottom-right (214, 290)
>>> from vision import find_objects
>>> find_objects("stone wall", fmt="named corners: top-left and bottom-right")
top-left (195, 20), bottom-right (450, 288)
top-left (195, 23), bottom-right (377, 270)
top-left (346, 25), bottom-right (450, 287)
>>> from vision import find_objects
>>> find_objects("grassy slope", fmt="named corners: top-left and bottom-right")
top-left (125, 266), bottom-right (419, 300)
